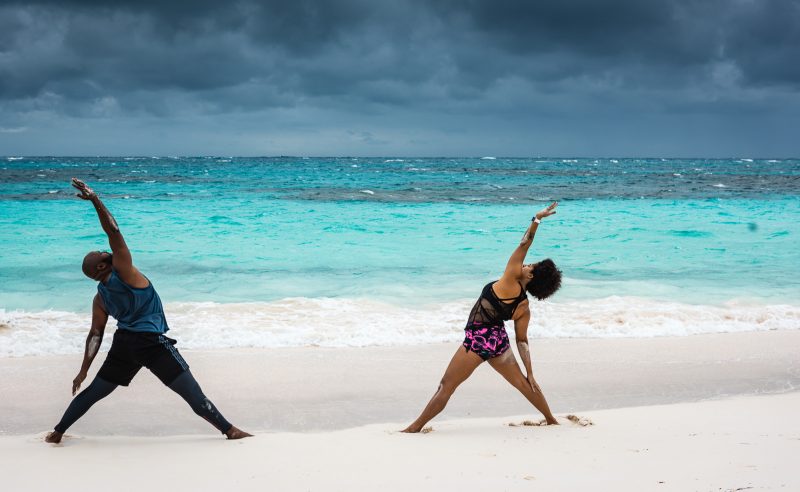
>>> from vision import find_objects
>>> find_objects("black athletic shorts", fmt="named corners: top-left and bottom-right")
top-left (97, 329), bottom-right (189, 386)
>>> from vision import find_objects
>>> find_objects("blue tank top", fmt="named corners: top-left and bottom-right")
top-left (97, 269), bottom-right (169, 334)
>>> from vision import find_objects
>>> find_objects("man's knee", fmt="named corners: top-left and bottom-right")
top-left (184, 388), bottom-right (209, 411)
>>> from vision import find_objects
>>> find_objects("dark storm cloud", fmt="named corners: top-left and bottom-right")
top-left (0, 0), bottom-right (798, 156)
top-left (436, 0), bottom-right (800, 93)
top-left (724, 0), bottom-right (800, 86)
top-left (3, 0), bottom-right (798, 103)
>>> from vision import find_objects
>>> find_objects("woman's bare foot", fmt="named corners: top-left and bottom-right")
top-left (225, 426), bottom-right (253, 439)
top-left (45, 431), bottom-right (63, 443)
top-left (400, 422), bottom-right (423, 433)
top-left (401, 425), bottom-right (433, 433)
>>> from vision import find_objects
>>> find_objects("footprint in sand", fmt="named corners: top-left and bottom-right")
top-left (565, 414), bottom-right (594, 426)
top-left (508, 419), bottom-right (548, 427)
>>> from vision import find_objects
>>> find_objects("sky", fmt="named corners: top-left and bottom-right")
top-left (0, 0), bottom-right (798, 157)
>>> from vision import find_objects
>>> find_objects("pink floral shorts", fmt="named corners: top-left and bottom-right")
top-left (463, 323), bottom-right (510, 360)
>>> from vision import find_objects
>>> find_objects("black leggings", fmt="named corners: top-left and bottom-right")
top-left (53, 370), bottom-right (232, 434)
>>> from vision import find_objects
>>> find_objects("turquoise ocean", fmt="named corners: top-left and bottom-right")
top-left (1, 156), bottom-right (798, 356)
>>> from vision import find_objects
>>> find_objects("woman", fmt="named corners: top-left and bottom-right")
top-left (402, 202), bottom-right (562, 432)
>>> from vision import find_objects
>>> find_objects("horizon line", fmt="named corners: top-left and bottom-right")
top-left (4, 155), bottom-right (798, 160)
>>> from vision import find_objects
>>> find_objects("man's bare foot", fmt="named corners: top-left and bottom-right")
top-left (225, 426), bottom-right (252, 439)
top-left (45, 431), bottom-right (63, 443)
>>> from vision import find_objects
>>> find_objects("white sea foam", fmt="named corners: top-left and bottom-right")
top-left (360, 189), bottom-right (375, 195)
top-left (481, 156), bottom-right (497, 160)
top-left (1, 297), bottom-right (798, 358)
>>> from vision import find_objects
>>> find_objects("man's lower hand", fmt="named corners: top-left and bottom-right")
top-left (72, 371), bottom-right (87, 396)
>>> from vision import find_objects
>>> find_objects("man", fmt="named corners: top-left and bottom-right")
top-left (45, 178), bottom-right (250, 443)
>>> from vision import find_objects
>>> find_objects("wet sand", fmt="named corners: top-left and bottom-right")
top-left (1, 330), bottom-right (798, 436)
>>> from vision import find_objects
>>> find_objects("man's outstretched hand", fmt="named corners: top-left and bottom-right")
top-left (71, 178), bottom-right (97, 200)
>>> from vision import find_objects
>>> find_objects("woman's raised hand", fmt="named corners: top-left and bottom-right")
top-left (535, 201), bottom-right (558, 220)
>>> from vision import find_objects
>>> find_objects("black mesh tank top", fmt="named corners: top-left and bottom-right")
top-left (466, 280), bottom-right (527, 327)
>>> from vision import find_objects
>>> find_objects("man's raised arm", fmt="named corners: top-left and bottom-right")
top-left (72, 178), bottom-right (147, 287)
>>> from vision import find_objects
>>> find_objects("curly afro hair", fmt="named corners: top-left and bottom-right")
top-left (526, 258), bottom-right (562, 301)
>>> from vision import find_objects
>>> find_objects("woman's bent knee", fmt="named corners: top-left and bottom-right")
top-left (438, 380), bottom-right (457, 395)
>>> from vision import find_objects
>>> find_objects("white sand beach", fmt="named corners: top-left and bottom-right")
top-left (2, 330), bottom-right (798, 491)
top-left (3, 393), bottom-right (797, 491)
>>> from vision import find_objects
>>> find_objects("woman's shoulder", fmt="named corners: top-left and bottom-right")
top-left (492, 277), bottom-right (523, 299)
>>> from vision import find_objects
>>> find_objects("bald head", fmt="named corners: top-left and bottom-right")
top-left (82, 251), bottom-right (113, 281)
